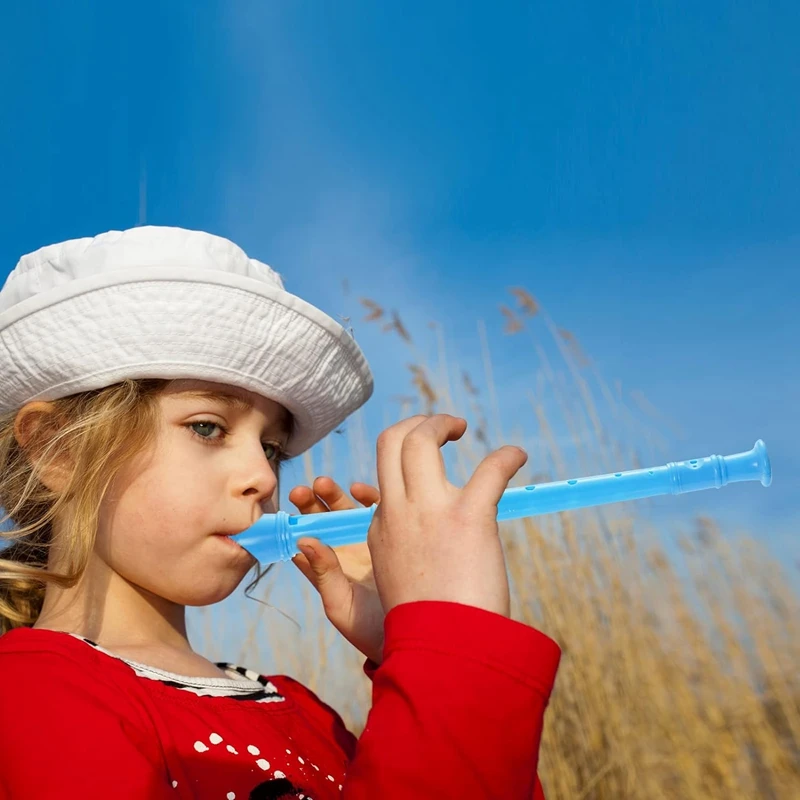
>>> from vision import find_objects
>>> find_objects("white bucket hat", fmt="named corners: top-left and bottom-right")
top-left (0, 226), bottom-right (374, 457)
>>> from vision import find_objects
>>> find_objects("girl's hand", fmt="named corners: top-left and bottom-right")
top-left (288, 478), bottom-right (385, 665)
top-left (368, 414), bottom-right (528, 617)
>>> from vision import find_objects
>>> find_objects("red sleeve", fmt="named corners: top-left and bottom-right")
top-left (0, 646), bottom-right (173, 799)
top-left (344, 600), bottom-right (561, 799)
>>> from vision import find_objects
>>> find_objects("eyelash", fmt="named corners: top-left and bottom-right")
top-left (186, 421), bottom-right (288, 464)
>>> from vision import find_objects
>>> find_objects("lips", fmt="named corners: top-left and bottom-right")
top-left (211, 532), bottom-right (254, 558)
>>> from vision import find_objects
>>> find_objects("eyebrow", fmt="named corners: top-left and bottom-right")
top-left (178, 390), bottom-right (293, 440)
top-left (178, 390), bottom-right (254, 413)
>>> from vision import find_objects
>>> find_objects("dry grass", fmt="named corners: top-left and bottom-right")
top-left (191, 286), bottom-right (799, 799)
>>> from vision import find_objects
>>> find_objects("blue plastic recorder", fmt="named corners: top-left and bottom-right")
top-left (231, 440), bottom-right (772, 566)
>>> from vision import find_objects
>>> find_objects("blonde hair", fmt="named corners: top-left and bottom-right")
top-left (0, 379), bottom-right (293, 634)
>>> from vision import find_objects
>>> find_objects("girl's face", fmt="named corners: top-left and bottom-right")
top-left (94, 379), bottom-right (292, 607)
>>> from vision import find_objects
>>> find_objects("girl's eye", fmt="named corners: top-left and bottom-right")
top-left (187, 421), bottom-right (284, 462)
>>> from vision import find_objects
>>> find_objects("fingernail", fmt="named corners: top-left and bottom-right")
top-left (297, 544), bottom-right (315, 559)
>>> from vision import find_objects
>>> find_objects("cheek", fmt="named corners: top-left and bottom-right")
top-left (94, 502), bottom-right (192, 587)
top-left (95, 478), bottom-right (252, 604)
top-left (97, 478), bottom-right (194, 556)
top-left (96, 517), bottom-right (254, 605)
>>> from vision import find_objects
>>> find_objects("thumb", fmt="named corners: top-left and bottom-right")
top-left (463, 445), bottom-right (528, 509)
top-left (292, 538), bottom-right (353, 617)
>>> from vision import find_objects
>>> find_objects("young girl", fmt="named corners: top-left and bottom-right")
top-left (0, 227), bottom-right (561, 799)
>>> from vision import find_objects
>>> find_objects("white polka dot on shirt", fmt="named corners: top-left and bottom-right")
top-left (193, 741), bottom-right (209, 753)
top-left (209, 732), bottom-right (223, 745)
top-left (226, 744), bottom-right (238, 754)
top-left (274, 770), bottom-right (286, 779)
top-left (227, 793), bottom-right (236, 800)
top-left (256, 759), bottom-right (270, 771)
top-left (247, 745), bottom-right (260, 755)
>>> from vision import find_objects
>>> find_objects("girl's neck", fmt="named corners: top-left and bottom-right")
top-left (34, 553), bottom-right (192, 654)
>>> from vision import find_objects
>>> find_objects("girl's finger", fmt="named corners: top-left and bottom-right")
top-left (375, 415), bottom-right (430, 507)
top-left (351, 483), bottom-right (380, 506)
top-left (313, 477), bottom-right (380, 510)
top-left (462, 445), bottom-right (528, 511)
top-left (290, 550), bottom-right (316, 585)
top-left (311, 476), bottom-right (352, 510)
top-left (292, 538), bottom-right (354, 619)
top-left (291, 478), bottom-right (379, 517)
top-left (400, 415), bottom-right (467, 501)
top-left (288, 485), bottom-right (330, 514)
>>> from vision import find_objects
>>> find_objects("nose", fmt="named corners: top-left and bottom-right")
top-left (239, 454), bottom-right (280, 508)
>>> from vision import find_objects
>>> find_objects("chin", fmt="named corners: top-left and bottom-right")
top-left (125, 539), bottom-right (258, 606)
top-left (157, 566), bottom-right (254, 607)
top-left (169, 583), bottom-right (241, 607)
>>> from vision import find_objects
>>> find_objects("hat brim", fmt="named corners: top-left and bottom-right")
top-left (0, 266), bottom-right (374, 457)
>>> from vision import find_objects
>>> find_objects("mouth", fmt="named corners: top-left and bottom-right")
top-left (212, 532), bottom-right (252, 556)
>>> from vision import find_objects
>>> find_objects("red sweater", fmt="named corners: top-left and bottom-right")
top-left (0, 600), bottom-right (560, 799)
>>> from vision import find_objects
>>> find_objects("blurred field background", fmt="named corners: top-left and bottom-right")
top-left (189, 288), bottom-right (800, 800)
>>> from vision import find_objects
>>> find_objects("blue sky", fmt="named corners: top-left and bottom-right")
top-left (1, 1), bottom-right (797, 578)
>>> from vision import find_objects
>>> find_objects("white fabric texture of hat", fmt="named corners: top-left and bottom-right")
top-left (0, 226), bottom-right (374, 457)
